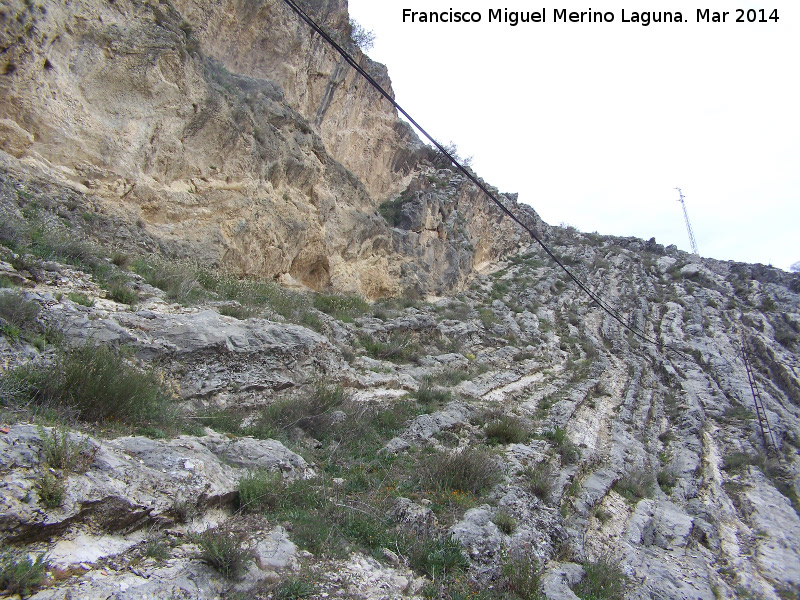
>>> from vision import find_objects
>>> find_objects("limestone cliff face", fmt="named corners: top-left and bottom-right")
top-left (0, 0), bottom-right (529, 298)
top-left (170, 0), bottom-right (420, 200)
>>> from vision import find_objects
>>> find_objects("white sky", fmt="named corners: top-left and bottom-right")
top-left (347, 1), bottom-right (800, 271)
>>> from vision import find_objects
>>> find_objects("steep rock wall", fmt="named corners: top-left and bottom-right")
top-left (171, 0), bottom-right (420, 200)
top-left (0, 0), bottom-right (532, 298)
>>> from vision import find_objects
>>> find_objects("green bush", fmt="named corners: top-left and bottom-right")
top-left (419, 448), bottom-right (501, 496)
top-left (195, 526), bottom-right (253, 580)
top-left (415, 377), bottom-right (452, 405)
top-left (66, 292), bottom-right (93, 307)
top-left (258, 382), bottom-right (346, 439)
top-left (360, 331), bottom-right (419, 362)
top-left (217, 303), bottom-right (259, 320)
top-left (0, 291), bottom-right (40, 330)
top-left (132, 257), bottom-right (205, 305)
top-left (493, 510), bottom-right (517, 535)
top-left (275, 577), bottom-right (315, 599)
top-left (499, 552), bottom-right (544, 599)
top-left (2, 344), bottom-right (170, 423)
top-left (106, 282), bottom-right (138, 305)
top-left (378, 195), bottom-right (411, 227)
top-left (479, 308), bottom-right (498, 329)
top-left (38, 471), bottom-right (66, 508)
top-left (238, 469), bottom-right (282, 512)
top-left (429, 367), bottom-right (470, 386)
top-left (572, 556), bottom-right (628, 599)
top-left (144, 535), bottom-right (170, 561)
top-left (485, 415), bottom-right (528, 445)
top-left (544, 427), bottom-right (580, 465)
top-left (613, 470), bottom-right (654, 503)
top-left (657, 469), bottom-right (677, 494)
top-left (524, 466), bottom-right (552, 500)
top-left (408, 536), bottom-right (469, 579)
top-left (722, 452), bottom-right (763, 472)
top-left (0, 550), bottom-right (48, 598)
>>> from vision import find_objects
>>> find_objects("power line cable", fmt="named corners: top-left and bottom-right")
top-left (280, 0), bottom-right (794, 456)
top-left (281, 0), bottom-right (696, 359)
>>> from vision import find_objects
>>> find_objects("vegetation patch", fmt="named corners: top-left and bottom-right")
top-left (524, 465), bottom-right (552, 500)
top-left (417, 448), bottom-right (502, 496)
top-left (485, 415), bottom-right (529, 445)
top-left (37, 471), bottom-right (66, 508)
top-left (721, 451), bottom-right (764, 472)
top-left (613, 470), bottom-right (654, 503)
top-left (359, 331), bottom-right (420, 363)
top-left (408, 535), bottom-right (469, 579)
top-left (238, 469), bottom-right (282, 513)
top-left (378, 194), bottom-right (412, 227)
top-left (312, 293), bottom-right (369, 322)
top-left (492, 510), bottom-right (517, 534)
top-left (415, 377), bottom-right (452, 405)
top-left (67, 292), bottom-right (93, 307)
top-left (543, 427), bottom-right (580, 465)
top-left (657, 469), bottom-right (677, 494)
top-left (572, 556), bottom-right (628, 599)
top-left (274, 577), bottom-right (315, 599)
top-left (37, 424), bottom-right (96, 473)
top-left (194, 525), bottom-right (253, 580)
top-left (429, 367), bottom-right (471, 387)
top-left (497, 552), bottom-right (545, 600)
top-left (2, 343), bottom-right (171, 424)
top-left (0, 550), bottom-right (49, 598)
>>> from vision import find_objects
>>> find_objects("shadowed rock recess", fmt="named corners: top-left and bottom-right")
top-left (0, 2), bottom-right (798, 599)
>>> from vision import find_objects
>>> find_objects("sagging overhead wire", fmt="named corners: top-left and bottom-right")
top-left (281, 0), bottom-right (792, 459)
top-left (280, 0), bottom-right (696, 362)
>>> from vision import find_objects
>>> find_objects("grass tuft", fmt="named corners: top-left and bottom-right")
top-left (275, 577), bottom-right (315, 599)
top-left (613, 470), bottom-right (654, 503)
top-left (493, 510), bottom-right (517, 534)
top-left (415, 377), bottom-right (452, 405)
top-left (194, 525), bottom-right (253, 580)
top-left (37, 424), bottom-right (95, 473)
top-left (524, 465), bottom-right (552, 500)
top-left (485, 415), bottom-right (528, 445)
top-left (312, 293), bottom-right (369, 322)
top-left (572, 556), bottom-right (628, 599)
top-left (238, 469), bottom-right (282, 512)
top-left (418, 448), bottom-right (501, 496)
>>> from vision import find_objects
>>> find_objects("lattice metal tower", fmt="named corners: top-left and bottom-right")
top-left (675, 187), bottom-right (699, 254)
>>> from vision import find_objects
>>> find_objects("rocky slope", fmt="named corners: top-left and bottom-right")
top-left (0, 178), bottom-right (798, 599)
top-left (1, 1), bottom-right (799, 599)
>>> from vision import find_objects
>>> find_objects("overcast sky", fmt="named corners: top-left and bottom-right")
top-left (347, 1), bottom-right (799, 271)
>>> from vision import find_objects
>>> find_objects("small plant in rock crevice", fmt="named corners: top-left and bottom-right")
top-left (613, 470), bottom-right (654, 503)
top-left (415, 377), bottom-right (452, 405)
top-left (493, 510), bottom-right (518, 535)
top-left (194, 525), bottom-right (253, 580)
top-left (237, 469), bottom-right (282, 513)
top-left (37, 424), bottom-right (96, 473)
top-left (0, 550), bottom-right (49, 598)
top-left (274, 577), bottom-right (315, 599)
top-left (37, 471), bottom-right (66, 508)
top-left (524, 465), bottom-right (553, 501)
top-left (572, 555), bottom-right (628, 599)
